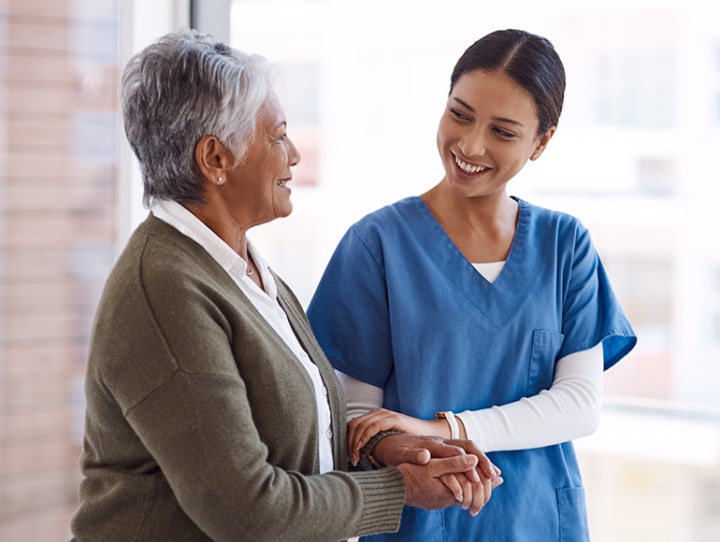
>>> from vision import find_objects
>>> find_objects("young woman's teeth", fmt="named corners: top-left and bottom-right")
top-left (276, 180), bottom-right (287, 188)
top-left (455, 155), bottom-right (486, 174)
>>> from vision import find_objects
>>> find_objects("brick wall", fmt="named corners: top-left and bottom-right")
top-left (0, 1), bottom-right (118, 539)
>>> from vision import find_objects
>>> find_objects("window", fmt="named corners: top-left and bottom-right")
top-left (636, 158), bottom-right (675, 196)
top-left (593, 51), bottom-right (675, 128)
top-left (0, 1), bottom-right (119, 539)
top-left (229, 1), bottom-right (720, 540)
top-left (710, 265), bottom-right (720, 345)
top-left (272, 61), bottom-right (321, 186)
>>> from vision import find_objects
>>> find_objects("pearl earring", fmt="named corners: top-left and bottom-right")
top-left (217, 176), bottom-right (224, 184)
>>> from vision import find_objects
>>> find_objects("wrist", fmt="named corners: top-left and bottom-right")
top-left (357, 430), bottom-right (403, 470)
top-left (435, 411), bottom-right (459, 439)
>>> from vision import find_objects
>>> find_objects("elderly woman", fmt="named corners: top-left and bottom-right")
top-left (69, 29), bottom-right (499, 542)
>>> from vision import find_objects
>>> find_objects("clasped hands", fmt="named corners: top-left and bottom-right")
top-left (351, 409), bottom-right (503, 517)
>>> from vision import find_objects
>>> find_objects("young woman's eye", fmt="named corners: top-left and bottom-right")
top-left (493, 126), bottom-right (516, 139)
top-left (449, 108), bottom-right (471, 122)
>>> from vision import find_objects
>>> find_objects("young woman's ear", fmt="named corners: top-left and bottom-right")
top-left (530, 126), bottom-right (557, 161)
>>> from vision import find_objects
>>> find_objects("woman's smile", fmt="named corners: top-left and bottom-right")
top-left (435, 70), bottom-right (552, 200)
top-left (453, 152), bottom-right (489, 176)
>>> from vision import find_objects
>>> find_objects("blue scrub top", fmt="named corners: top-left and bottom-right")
top-left (308, 196), bottom-right (636, 542)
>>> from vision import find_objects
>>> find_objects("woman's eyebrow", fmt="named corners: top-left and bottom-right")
top-left (452, 96), bottom-right (475, 112)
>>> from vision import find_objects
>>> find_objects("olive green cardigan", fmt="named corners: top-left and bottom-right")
top-left (70, 215), bottom-right (405, 541)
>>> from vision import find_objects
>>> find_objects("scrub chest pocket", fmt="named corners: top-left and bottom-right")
top-left (528, 329), bottom-right (565, 394)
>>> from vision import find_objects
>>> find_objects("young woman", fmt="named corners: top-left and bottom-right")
top-left (308, 29), bottom-right (637, 541)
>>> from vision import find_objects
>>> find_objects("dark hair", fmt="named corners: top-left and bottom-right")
top-left (450, 29), bottom-right (565, 135)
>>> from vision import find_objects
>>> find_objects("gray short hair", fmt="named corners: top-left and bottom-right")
top-left (121, 28), bottom-right (272, 206)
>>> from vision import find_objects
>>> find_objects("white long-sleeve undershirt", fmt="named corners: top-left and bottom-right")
top-left (338, 343), bottom-right (603, 452)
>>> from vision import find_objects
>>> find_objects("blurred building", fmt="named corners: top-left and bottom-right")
top-left (0, 1), bottom-right (119, 538)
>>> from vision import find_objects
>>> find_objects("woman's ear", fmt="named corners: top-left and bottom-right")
top-left (195, 135), bottom-right (231, 185)
top-left (530, 126), bottom-right (557, 161)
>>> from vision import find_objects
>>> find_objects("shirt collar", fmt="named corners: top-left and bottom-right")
top-left (151, 199), bottom-right (276, 297)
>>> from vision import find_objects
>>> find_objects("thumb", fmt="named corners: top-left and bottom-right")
top-left (395, 447), bottom-right (431, 465)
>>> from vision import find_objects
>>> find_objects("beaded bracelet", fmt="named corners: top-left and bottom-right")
top-left (357, 430), bottom-right (403, 470)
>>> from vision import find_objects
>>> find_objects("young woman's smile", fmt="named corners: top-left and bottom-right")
top-left (436, 69), bottom-right (553, 199)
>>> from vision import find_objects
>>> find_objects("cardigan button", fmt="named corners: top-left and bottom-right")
top-left (326, 429), bottom-right (333, 439)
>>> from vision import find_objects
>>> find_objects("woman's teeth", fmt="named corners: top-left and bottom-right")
top-left (454, 155), bottom-right (486, 174)
top-left (276, 180), bottom-right (287, 187)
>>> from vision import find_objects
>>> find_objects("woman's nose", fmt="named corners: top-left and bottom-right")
top-left (288, 137), bottom-right (301, 167)
top-left (458, 131), bottom-right (487, 159)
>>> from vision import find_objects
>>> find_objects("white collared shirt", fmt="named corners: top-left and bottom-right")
top-left (152, 200), bottom-right (334, 473)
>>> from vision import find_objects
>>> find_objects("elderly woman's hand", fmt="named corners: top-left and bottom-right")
top-left (348, 408), bottom-right (461, 465)
top-left (348, 408), bottom-right (450, 464)
top-left (396, 454), bottom-right (481, 512)
top-left (372, 434), bottom-right (503, 516)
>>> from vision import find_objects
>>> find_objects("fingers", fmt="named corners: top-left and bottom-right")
top-left (491, 464), bottom-right (504, 488)
top-left (456, 473), bottom-right (478, 513)
top-left (464, 461), bottom-right (504, 515)
top-left (396, 462), bottom-right (457, 510)
top-left (446, 439), bottom-right (497, 480)
top-left (475, 452), bottom-right (497, 481)
top-left (381, 434), bottom-right (499, 469)
top-left (347, 409), bottom-right (399, 464)
top-left (348, 410), bottom-right (438, 461)
top-left (427, 453), bottom-right (478, 478)
top-left (429, 455), bottom-right (504, 517)
top-left (418, 438), bottom-right (472, 460)
top-left (394, 446), bottom-right (431, 465)
top-left (347, 410), bottom-right (377, 454)
top-left (353, 422), bottom-right (503, 517)
top-left (370, 434), bottom-right (485, 472)
top-left (397, 455), bottom-right (501, 513)
top-left (439, 473), bottom-right (464, 504)
top-left (440, 472), bottom-right (489, 516)
top-left (372, 434), bottom-right (434, 467)
top-left (469, 473), bottom-right (491, 516)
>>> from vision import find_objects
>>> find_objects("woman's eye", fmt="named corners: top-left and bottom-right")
top-left (493, 127), bottom-right (516, 138)
top-left (450, 108), bottom-right (470, 122)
